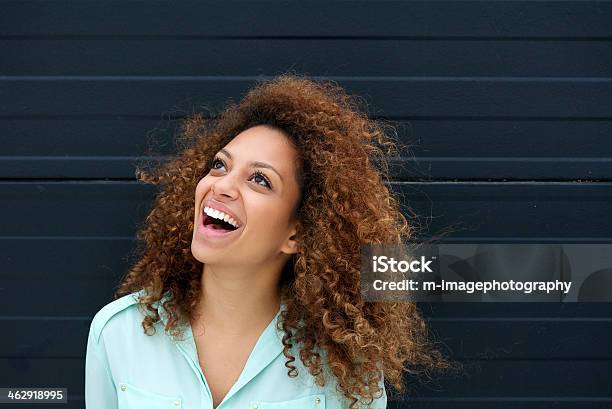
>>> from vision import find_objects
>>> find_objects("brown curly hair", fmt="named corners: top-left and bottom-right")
top-left (115, 72), bottom-right (453, 407)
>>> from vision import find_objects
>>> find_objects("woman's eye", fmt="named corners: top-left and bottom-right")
top-left (210, 157), bottom-right (225, 171)
top-left (251, 172), bottom-right (272, 189)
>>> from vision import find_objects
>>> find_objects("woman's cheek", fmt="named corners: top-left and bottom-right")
top-left (196, 178), bottom-right (210, 198)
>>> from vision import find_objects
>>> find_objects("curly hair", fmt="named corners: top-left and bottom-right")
top-left (115, 72), bottom-right (453, 407)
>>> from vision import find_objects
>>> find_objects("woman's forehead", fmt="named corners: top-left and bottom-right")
top-left (223, 126), bottom-right (297, 168)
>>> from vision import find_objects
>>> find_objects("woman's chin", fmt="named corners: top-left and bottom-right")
top-left (190, 245), bottom-right (224, 265)
top-left (191, 234), bottom-right (247, 264)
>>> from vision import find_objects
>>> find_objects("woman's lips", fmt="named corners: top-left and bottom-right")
top-left (203, 200), bottom-right (243, 227)
top-left (197, 212), bottom-right (242, 239)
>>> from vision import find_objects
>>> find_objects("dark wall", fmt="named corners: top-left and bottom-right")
top-left (1, 2), bottom-right (612, 408)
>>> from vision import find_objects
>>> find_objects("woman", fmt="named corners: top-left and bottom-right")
top-left (85, 73), bottom-right (449, 409)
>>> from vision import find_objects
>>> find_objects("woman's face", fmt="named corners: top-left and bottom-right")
top-left (191, 125), bottom-right (301, 268)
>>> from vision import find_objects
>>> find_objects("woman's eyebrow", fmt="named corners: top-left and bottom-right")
top-left (219, 148), bottom-right (283, 182)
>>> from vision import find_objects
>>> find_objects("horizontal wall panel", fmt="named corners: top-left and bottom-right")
top-left (391, 401), bottom-right (612, 409)
top-left (394, 158), bottom-right (612, 181)
top-left (0, 279), bottom-right (121, 316)
top-left (2, 359), bottom-right (611, 399)
top-left (0, 118), bottom-right (174, 179)
top-left (2, 182), bottom-right (611, 238)
top-left (1, 1), bottom-right (611, 38)
top-left (2, 119), bottom-right (612, 180)
top-left (419, 303), bottom-right (612, 319)
top-left (1, 320), bottom-right (88, 358)
top-left (1, 119), bottom-right (177, 156)
top-left (3, 40), bottom-right (612, 77)
top-left (2, 79), bottom-right (612, 118)
top-left (0, 401), bottom-right (81, 409)
top-left (396, 182), bottom-right (612, 240)
top-left (429, 320), bottom-right (612, 359)
top-left (393, 119), bottom-right (612, 180)
top-left (1, 238), bottom-right (134, 279)
top-left (3, 319), bottom-right (612, 360)
top-left (405, 360), bottom-right (612, 397)
top-left (0, 358), bottom-right (82, 395)
top-left (0, 182), bottom-right (156, 236)
top-left (0, 157), bottom-right (147, 179)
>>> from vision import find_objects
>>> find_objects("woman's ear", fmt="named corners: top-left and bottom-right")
top-left (281, 222), bottom-right (300, 255)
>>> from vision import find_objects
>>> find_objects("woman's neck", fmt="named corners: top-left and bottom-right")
top-left (192, 263), bottom-right (282, 336)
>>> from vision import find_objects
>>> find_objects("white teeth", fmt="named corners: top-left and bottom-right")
top-left (203, 206), bottom-right (240, 228)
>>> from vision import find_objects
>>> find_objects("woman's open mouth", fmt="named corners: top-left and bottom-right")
top-left (197, 207), bottom-right (242, 238)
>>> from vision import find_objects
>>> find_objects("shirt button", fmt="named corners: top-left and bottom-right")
top-left (314, 397), bottom-right (321, 405)
top-left (120, 385), bottom-right (127, 392)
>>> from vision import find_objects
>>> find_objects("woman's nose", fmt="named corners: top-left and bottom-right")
top-left (211, 173), bottom-right (239, 198)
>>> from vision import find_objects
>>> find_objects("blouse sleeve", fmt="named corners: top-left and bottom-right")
top-left (84, 319), bottom-right (119, 409)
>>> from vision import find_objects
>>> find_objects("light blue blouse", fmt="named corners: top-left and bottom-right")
top-left (85, 291), bottom-right (387, 409)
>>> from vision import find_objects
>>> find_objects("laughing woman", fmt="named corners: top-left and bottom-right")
top-left (85, 73), bottom-right (450, 409)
